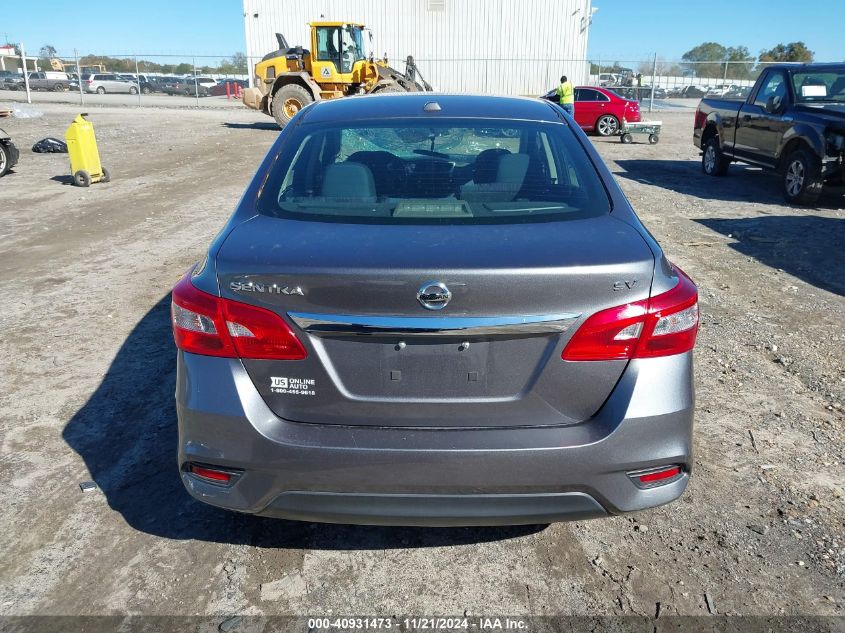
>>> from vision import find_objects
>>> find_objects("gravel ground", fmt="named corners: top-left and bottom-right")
top-left (0, 103), bottom-right (842, 620)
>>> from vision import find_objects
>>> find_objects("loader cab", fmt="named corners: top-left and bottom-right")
top-left (311, 22), bottom-right (367, 82)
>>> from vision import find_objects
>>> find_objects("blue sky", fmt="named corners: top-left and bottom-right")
top-left (2, 0), bottom-right (843, 62)
top-left (587, 0), bottom-right (844, 62)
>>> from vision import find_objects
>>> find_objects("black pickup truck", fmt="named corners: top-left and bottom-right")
top-left (694, 63), bottom-right (845, 204)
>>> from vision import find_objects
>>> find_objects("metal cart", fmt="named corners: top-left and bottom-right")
top-left (619, 120), bottom-right (662, 145)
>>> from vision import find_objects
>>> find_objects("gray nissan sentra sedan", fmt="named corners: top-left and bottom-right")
top-left (172, 94), bottom-right (698, 526)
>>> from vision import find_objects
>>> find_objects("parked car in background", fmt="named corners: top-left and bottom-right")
top-left (161, 77), bottom-right (193, 95)
top-left (27, 71), bottom-right (71, 91)
top-left (163, 76), bottom-right (217, 96)
top-left (172, 93), bottom-right (699, 526)
top-left (210, 79), bottom-right (246, 96)
top-left (597, 73), bottom-right (620, 86)
top-left (617, 86), bottom-right (666, 101)
top-left (683, 86), bottom-right (708, 98)
top-left (542, 85), bottom-right (641, 136)
top-left (0, 127), bottom-right (20, 177)
top-left (82, 73), bottom-right (138, 94)
top-left (705, 84), bottom-right (737, 97)
top-left (118, 73), bottom-right (154, 94)
top-left (694, 63), bottom-right (845, 204)
top-left (723, 85), bottom-right (751, 100)
top-left (148, 76), bottom-right (179, 92)
top-left (0, 71), bottom-right (23, 90)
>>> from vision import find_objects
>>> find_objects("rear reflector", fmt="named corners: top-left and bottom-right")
top-left (189, 464), bottom-right (233, 483)
top-left (637, 466), bottom-right (681, 483)
top-left (171, 271), bottom-right (307, 360)
top-left (562, 265), bottom-right (698, 361)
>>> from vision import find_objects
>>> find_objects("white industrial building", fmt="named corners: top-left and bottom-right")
top-left (242, 0), bottom-right (594, 94)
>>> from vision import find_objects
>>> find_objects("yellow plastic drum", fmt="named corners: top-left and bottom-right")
top-left (65, 113), bottom-right (110, 186)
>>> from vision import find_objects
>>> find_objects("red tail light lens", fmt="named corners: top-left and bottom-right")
top-left (171, 272), bottom-right (307, 360)
top-left (694, 109), bottom-right (707, 131)
top-left (562, 266), bottom-right (698, 361)
top-left (189, 464), bottom-right (233, 483)
top-left (637, 466), bottom-right (682, 484)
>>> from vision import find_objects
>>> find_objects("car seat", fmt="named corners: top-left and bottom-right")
top-left (321, 163), bottom-right (377, 201)
top-left (460, 153), bottom-right (530, 203)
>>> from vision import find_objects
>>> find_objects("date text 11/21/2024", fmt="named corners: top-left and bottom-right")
top-left (306, 617), bottom-right (529, 630)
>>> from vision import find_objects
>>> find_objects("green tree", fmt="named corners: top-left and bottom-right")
top-left (230, 52), bottom-right (247, 74)
top-left (682, 42), bottom-right (727, 79)
top-left (724, 45), bottom-right (755, 80)
top-left (759, 42), bottom-right (814, 63)
top-left (681, 42), bottom-right (755, 80)
top-left (174, 62), bottom-right (192, 74)
top-left (39, 44), bottom-right (57, 58)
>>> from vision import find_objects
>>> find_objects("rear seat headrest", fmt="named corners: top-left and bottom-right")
top-left (322, 162), bottom-right (377, 200)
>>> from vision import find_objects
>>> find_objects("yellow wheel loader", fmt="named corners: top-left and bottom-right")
top-left (242, 22), bottom-right (432, 127)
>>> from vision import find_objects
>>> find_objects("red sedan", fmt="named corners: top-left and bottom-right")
top-left (541, 86), bottom-right (641, 136)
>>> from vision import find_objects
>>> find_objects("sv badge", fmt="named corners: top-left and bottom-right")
top-left (612, 280), bottom-right (638, 291)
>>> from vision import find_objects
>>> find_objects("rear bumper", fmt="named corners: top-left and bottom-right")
top-left (177, 352), bottom-right (694, 526)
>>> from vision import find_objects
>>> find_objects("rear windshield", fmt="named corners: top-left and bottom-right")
top-left (791, 69), bottom-right (845, 103)
top-left (256, 118), bottom-right (611, 224)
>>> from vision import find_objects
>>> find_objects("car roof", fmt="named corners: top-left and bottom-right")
top-left (764, 63), bottom-right (845, 73)
top-left (299, 93), bottom-right (563, 124)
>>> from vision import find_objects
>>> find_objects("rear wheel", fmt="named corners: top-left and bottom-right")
top-left (53, 83), bottom-right (66, 92)
top-left (141, 86), bottom-right (151, 94)
top-left (96, 86), bottom-right (105, 94)
top-left (596, 114), bottom-right (620, 136)
top-left (73, 170), bottom-right (91, 187)
top-left (702, 137), bottom-right (729, 176)
top-left (783, 149), bottom-right (823, 205)
top-left (101, 167), bottom-right (111, 183)
top-left (0, 143), bottom-right (10, 177)
top-left (129, 86), bottom-right (138, 95)
top-left (271, 83), bottom-right (313, 128)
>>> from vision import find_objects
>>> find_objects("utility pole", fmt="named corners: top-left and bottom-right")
top-left (649, 52), bottom-right (657, 113)
top-left (20, 42), bottom-right (31, 104)
top-left (74, 48), bottom-right (84, 106)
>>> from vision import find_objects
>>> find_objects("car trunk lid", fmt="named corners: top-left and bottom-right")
top-left (216, 214), bottom-right (655, 427)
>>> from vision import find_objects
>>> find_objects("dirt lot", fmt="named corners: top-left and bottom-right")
top-left (0, 103), bottom-right (842, 622)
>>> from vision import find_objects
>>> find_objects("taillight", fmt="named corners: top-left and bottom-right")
top-left (562, 266), bottom-right (698, 361)
top-left (694, 109), bottom-right (707, 131)
top-left (171, 272), bottom-right (307, 360)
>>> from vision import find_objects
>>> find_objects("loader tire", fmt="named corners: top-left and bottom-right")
top-left (271, 84), bottom-right (313, 128)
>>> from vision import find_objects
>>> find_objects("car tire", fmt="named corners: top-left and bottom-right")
top-left (0, 143), bottom-right (10, 178)
top-left (129, 86), bottom-right (138, 95)
top-left (596, 114), bottom-right (620, 137)
top-left (702, 137), bottom-right (729, 176)
top-left (271, 83), bottom-right (314, 128)
top-left (141, 86), bottom-right (151, 94)
top-left (101, 167), bottom-right (111, 183)
top-left (96, 87), bottom-right (105, 94)
top-left (783, 148), bottom-right (823, 206)
top-left (73, 170), bottom-right (91, 187)
top-left (53, 83), bottom-right (66, 92)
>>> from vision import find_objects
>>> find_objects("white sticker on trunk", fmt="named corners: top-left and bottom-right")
top-left (270, 376), bottom-right (316, 396)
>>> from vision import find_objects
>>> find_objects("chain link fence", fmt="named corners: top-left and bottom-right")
top-left (0, 47), bottom-right (818, 114)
